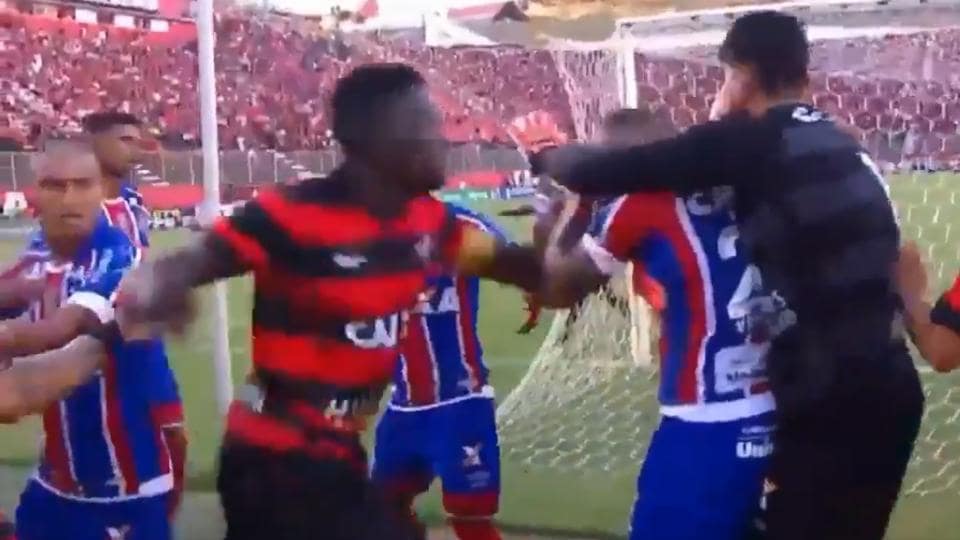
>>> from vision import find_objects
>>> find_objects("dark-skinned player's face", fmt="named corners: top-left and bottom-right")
top-left (34, 149), bottom-right (104, 242)
top-left (92, 124), bottom-right (142, 178)
top-left (372, 86), bottom-right (447, 193)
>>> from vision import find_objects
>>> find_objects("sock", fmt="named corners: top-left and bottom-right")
top-left (449, 518), bottom-right (502, 540)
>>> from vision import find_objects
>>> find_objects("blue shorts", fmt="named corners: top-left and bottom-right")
top-left (630, 411), bottom-right (775, 540)
top-left (16, 480), bottom-right (170, 540)
top-left (372, 397), bottom-right (500, 517)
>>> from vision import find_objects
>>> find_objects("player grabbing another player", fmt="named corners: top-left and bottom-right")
top-left (373, 204), bottom-right (510, 540)
top-left (508, 109), bottom-right (666, 342)
top-left (897, 243), bottom-right (960, 371)
top-left (0, 144), bottom-right (181, 540)
top-left (116, 64), bottom-right (540, 540)
top-left (544, 12), bottom-right (922, 540)
top-left (532, 157), bottom-right (777, 538)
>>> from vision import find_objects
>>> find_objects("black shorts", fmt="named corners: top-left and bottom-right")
top-left (761, 350), bottom-right (925, 540)
top-left (218, 439), bottom-right (417, 540)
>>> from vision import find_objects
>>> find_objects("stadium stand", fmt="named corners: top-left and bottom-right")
top-left (2, 2), bottom-right (960, 186)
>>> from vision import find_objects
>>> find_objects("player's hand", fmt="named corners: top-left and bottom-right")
top-left (896, 241), bottom-right (928, 304)
top-left (532, 187), bottom-right (567, 256)
top-left (507, 110), bottom-right (569, 157)
top-left (116, 265), bottom-right (196, 336)
top-left (0, 276), bottom-right (45, 308)
top-left (709, 79), bottom-right (736, 120)
top-left (541, 144), bottom-right (608, 193)
top-left (115, 300), bottom-right (152, 341)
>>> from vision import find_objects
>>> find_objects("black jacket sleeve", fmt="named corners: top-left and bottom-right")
top-left (553, 113), bottom-right (778, 196)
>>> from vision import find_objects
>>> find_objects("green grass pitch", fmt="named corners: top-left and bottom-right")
top-left (0, 175), bottom-right (957, 539)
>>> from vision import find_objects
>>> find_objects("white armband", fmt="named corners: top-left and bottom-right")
top-left (67, 292), bottom-right (114, 323)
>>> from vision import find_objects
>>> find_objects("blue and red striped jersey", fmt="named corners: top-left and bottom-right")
top-left (101, 182), bottom-right (150, 249)
top-left (932, 273), bottom-right (960, 333)
top-left (1, 218), bottom-right (182, 501)
top-left (390, 204), bottom-right (508, 408)
top-left (586, 189), bottom-right (781, 421)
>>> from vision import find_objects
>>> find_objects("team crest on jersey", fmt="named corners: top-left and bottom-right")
top-left (462, 444), bottom-right (483, 467)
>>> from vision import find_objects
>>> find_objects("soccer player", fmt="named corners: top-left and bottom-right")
top-left (372, 204), bottom-right (510, 540)
top-left (529, 140), bottom-right (776, 540)
top-left (84, 111), bottom-right (151, 248)
top-left (115, 63), bottom-right (540, 540)
top-left (83, 111), bottom-right (186, 513)
top-left (897, 242), bottom-right (960, 371)
top-left (0, 144), bottom-right (180, 540)
top-left (12, 112), bottom-right (186, 517)
top-left (542, 11), bottom-right (923, 540)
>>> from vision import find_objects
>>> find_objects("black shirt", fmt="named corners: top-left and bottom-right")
top-left (556, 104), bottom-right (911, 413)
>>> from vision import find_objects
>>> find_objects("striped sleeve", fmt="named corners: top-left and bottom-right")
top-left (931, 273), bottom-right (960, 333)
top-left (209, 194), bottom-right (278, 274)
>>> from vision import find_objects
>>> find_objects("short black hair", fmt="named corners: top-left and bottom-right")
top-left (719, 11), bottom-right (809, 94)
top-left (83, 111), bottom-right (142, 134)
top-left (602, 107), bottom-right (655, 131)
top-left (331, 63), bottom-right (426, 149)
top-left (602, 106), bottom-right (676, 142)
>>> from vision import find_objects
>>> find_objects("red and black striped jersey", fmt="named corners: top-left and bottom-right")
top-left (932, 273), bottom-right (960, 334)
top-left (210, 172), bottom-right (464, 459)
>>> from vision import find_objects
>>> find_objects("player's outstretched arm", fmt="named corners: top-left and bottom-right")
top-left (0, 312), bottom-right (154, 422)
top-left (0, 303), bottom-right (103, 359)
top-left (899, 243), bottom-right (960, 372)
top-left (543, 114), bottom-right (772, 196)
top-left (454, 234), bottom-right (543, 292)
top-left (0, 240), bottom-right (139, 358)
top-left (0, 335), bottom-right (107, 422)
top-left (536, 195), bottom-right (611, 308)
top-left (0, 276), bottom-right (43, 312)
top-left (119, 233), bottom-right (243, 332)
top-left (119, 195), bottom-right (277, 330)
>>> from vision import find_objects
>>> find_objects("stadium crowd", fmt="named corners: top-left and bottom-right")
top-left (3, 7), bottom-right (960, 171)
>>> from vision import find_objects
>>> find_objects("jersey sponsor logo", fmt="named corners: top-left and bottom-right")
top-left (323, 387), bottom-right (384, 420)
top-left (462, 443), bottom-right (483, 467)
top-left (736, 439), bottom-right (774, 459)
top-left (715, 342), bottom-right (770, 395)
top-left (332, 252), bottom-right (368, 269)
top-left (344, 314), bottom-right (401, 349)
top-left (413, 286), bottom-right (460, 314)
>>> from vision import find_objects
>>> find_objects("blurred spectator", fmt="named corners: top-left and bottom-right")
top-left (1, 6), bottom-right (960, 172)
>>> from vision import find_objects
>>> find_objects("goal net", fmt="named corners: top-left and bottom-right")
top-left (496, 2), bottom-right (960, 501)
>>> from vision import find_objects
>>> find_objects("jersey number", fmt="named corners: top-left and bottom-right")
top-left (715, 224), bottom-right (768, 395)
